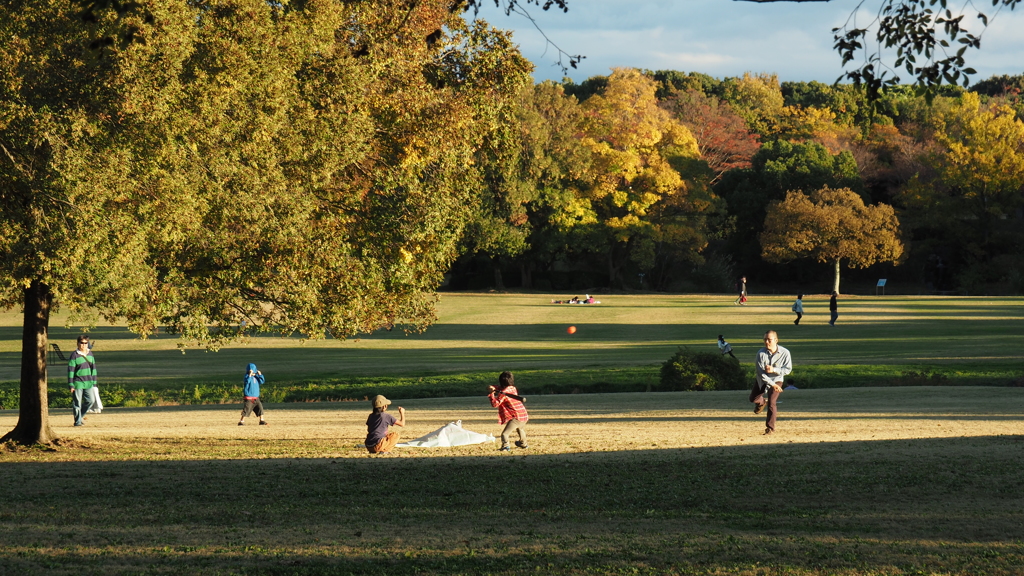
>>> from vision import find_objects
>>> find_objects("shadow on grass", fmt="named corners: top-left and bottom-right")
top-left (2, 435), bottom-right (1023, 576)
top-left (2, 314), bottom-right (1021, 387)
top-left (355, 318), bottom-right (1024, 341)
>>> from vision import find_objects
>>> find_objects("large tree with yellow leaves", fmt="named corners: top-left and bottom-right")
top-left (0, 0), bottom-right (530, 444)
top-left (576, 68), bottom-right (710, 286)
top-left (761, 186), bottom-right (904, 293)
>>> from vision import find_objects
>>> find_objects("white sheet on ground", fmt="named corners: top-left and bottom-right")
top-left (396, 420), bottom-right (495, 448)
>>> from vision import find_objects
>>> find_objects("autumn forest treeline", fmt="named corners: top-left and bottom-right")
top-left (3, 0), bottom-right (1022, 352)
top-left (448, 68), bottom-right (1024, 296)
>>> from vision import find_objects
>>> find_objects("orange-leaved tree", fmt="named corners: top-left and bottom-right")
top-left (760, 186), bottom-right (904, 293)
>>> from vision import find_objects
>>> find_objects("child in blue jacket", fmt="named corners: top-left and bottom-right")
top-left (238, 363), bottom-right (268, 426)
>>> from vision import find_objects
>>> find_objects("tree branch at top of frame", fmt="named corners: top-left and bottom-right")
top-left (736, 0), bottom-right (1022, 100)
top-left (464, 0), bottom-right (583, 73)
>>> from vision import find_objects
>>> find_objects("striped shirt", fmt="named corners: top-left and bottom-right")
top-left (68, 351), bottom-right (97, 390)
top-left (489, 386), bottom-right (529, 424)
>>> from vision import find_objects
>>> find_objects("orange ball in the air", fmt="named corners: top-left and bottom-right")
top-left (567, 326), bottom-right (577, 334)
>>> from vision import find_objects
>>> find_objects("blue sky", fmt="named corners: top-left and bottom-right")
top-left (470, 0), bottom-right (1024, 85)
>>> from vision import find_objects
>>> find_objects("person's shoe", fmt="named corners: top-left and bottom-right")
top-left (515, 441), bottom-right (529, 449)
top-left (763, 428), bottom-right (773, 435)
top-left (238, 422), bottom-right (245, 426)
top-left (74, 422), bottom-right (84, 427)
top-left (259, 420), bottom-right (269, 426)
top-left (499, 446), bottom-right (511, 452)
top-left (753, 403), bottom-right (764, 414)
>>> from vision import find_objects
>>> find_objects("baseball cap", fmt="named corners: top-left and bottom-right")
top-left (372, 395), bottom-right (391, 408)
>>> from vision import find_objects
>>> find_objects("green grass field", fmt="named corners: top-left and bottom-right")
top-left (1, 294), bottom-right (1023, 574)
top-left (1, 293), bottom-right (1021, 395)
top-left (2, 387), bottom-right (1023, 575)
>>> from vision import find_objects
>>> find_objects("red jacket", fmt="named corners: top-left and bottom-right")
top-left (489, 386), bottom-right (529, 424)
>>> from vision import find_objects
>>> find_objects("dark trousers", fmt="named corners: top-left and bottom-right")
top-left (749, 385), bottom-right (780, 432)
top-left (794, 312), bottom-right (803, 325)
top-left (830, 311), bottom-right (838, 325)
top-left (241, 398), bottom-right (264, 418)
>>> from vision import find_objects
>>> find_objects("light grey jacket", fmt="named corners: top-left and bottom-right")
top-left (756, 345), bottom-right (792, 390)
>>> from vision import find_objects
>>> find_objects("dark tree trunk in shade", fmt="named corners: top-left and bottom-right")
top-left (1, 279), bottom-right (57, 445)
top-left (520, 262), bottom-right (533, 289)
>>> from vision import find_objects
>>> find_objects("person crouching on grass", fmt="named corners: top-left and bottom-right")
top-left (489, 371), bottom-right (529, 451)
top-left (365, 395), bottom-right (405, 455)
top-left (238, 363), bottom-right (268, 426)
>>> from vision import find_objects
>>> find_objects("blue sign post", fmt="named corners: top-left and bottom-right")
top-left (876, 278), bottom-right (887, 296)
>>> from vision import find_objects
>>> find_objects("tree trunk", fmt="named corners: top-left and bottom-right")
top-left (0, 279), bottom-right (57, 445)
top-left (607, 250), bottom-right (618, 288)
top-left (832, 258), bottom-right (841, 295)
top-left (520, 261), bottom-right (533, 290)
top-left (493, 263), bottom-right (505, 290)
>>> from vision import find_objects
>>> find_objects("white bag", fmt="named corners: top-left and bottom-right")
top-left (396, 420), bottom-right (495, 448)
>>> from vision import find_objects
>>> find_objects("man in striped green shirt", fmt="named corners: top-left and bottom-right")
top-left (68, 335), bottom-right (97, 427)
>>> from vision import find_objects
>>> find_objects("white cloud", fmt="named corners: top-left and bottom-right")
top-left (652, 51), bottom-right (737, 68)
top-left (473, 0), bottom-right (1024, 84)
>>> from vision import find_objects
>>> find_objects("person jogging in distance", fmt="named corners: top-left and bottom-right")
top-left (734, 276), bottom-right (748, 305)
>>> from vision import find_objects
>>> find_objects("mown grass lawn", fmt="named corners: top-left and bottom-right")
top-left (1, 293), bottom-right (1022, 573)
top-left (1, 293), bottom-right (1021, 396)
top-left (2, 387), bottom-right (1023, 575)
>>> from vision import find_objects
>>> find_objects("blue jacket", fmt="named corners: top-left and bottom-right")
top-left (243, 363), bottom-right (265, 398)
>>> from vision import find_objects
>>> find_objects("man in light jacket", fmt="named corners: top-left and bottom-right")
top-left (749, 330), bottom-right (792, 435)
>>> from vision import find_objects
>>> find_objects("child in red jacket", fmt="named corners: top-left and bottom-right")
top-left (488, 371), bottom-right (529, 452)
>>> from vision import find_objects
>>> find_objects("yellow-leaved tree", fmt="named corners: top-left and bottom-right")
top-left (578, 68), bottom-right (705, 286)
top-left (898, 92), bottom-right (1024, 290)
top-left (0, 0), bottom-right (530, 445)
top-left (761, 186), bottom-right (904, 293)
